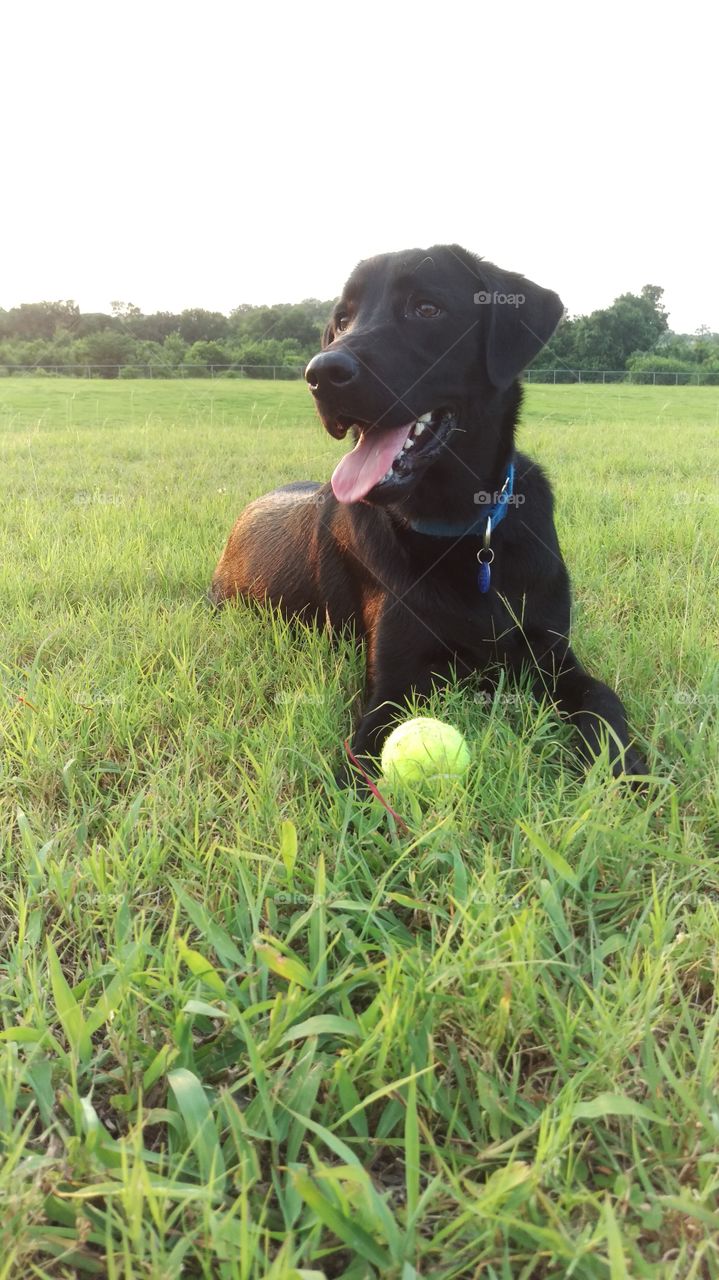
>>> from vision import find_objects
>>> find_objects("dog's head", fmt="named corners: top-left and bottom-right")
top-left (305, 244), bottom-right (563, 507)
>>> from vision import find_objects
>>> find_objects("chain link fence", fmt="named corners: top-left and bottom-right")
top-left (0, 362), bottom-right (306, 380)
top-left (0, 363), bottom-right (717, 385)
top-left (526, 368), bottom-right (719, 385)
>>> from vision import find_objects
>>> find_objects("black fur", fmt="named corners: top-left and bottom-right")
top-left (211, 244), bottom-right (646, 784)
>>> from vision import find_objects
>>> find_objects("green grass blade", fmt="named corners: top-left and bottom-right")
top-left (167, 1067), bottom-right (227, 1192)
top-left (46, 940), bottom-right (92, 1064)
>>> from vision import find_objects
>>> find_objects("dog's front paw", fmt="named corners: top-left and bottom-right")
top-left (333, 759), bottom-right (356, 790)
top-left (334, 755), bottom-right (374, 794)
top-left (611, 743), bottom-right (651, 793)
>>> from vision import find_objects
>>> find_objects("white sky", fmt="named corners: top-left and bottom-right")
top-left (2, 0), bottom-right (717, 333)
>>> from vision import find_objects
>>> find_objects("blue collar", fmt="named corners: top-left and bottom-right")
top-left (407, 459), bottom-right (516, 539)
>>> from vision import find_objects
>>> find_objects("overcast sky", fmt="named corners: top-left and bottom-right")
top-left (2, 0), bottom-right (717, 333)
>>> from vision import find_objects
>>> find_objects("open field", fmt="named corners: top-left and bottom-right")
top-left (1, 379), bottom-right (718, 1277)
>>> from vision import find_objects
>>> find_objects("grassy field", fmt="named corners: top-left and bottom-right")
top-left (1, 378), bottom-right (718, 1278)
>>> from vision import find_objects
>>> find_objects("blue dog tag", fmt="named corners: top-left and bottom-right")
top-left (478, 561), bottom-right (491, 593)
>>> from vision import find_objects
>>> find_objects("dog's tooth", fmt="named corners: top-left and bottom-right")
top-left (413, 422), bottom-right (426, 437)
top-left (402, 436), bottom-right (414, 451)
top-left (418, 412), bottom-right (433, 424)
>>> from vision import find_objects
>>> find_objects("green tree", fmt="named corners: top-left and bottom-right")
top-left (178, 309), bottom-right (229, 344)
top-left (572, 286), bottom-right (668, 369)
top-left (75, 313), bottom-right (122, 337)
top-left (159, 332), bottom-right (188, 370)
top-left (529, 314), bottom-right (580, 374)
top-left (228, 300), bottom-right (331, 354)
top-left (78, 330), bottom-right (137, 375)
top-left (184, 340), bottom-right (232, 374)
top-left (7, 300), bottom-right (80, 340)
top-left (126, 312), bottom-right (182, 343)
top-left (111, 301), bottom-right (142, 318)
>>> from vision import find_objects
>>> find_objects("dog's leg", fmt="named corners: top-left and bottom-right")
top-left (338, 613), bottom-right (472, 787)
top-left (526, 636), bottom-right (647, 781)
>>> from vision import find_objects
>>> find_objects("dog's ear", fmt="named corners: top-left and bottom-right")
top-left (479, 265), bottom-right (564, 389)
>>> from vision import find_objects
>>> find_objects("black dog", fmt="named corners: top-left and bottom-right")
top-left (211, 244), bottom-right (646, 783)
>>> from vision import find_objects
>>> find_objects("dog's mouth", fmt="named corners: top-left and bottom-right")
top-left (330, 407), bottom-right (457, 504)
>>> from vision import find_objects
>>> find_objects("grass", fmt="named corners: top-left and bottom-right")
top-left (0, 377), bottom-right (718, 1278)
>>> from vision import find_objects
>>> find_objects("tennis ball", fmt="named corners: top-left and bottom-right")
top-left (380, 716), bottom-right (471, 787)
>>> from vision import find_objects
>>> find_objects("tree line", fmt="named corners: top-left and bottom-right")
top-left (0, 288), bottom-right (717, 381)
top-left (533, 286), bottom-right (718, 382)
top-left (0, 300), bottom-right (331, 379)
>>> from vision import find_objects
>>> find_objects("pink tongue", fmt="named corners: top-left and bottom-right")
top-left (331, 422), bottom-right (414, 503)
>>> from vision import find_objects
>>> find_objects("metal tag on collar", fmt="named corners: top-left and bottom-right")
top-left (477, 516), bottom-right (494, 593)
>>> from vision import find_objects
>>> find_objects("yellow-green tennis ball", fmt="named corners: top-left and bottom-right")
top-left (380, 717), bottom-right (471, 787)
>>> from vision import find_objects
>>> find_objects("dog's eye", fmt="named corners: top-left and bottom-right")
top-left (335, 313), bottom-right (350, 333)
top-left (414, 300), bottom-right (441, 318)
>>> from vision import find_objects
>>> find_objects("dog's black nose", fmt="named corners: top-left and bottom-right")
top-left (305, 350), bottom-right (359, 394)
